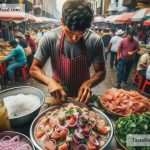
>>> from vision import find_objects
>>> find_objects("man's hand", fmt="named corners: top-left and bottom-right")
top-left (117, 55), bottom-right (120, 61)
top-left (47, 79), bottom-right (67, 102)
top-left (128, 51), bottom-right (134, 56)
top-left (77, 81), bottom-right (92, 104)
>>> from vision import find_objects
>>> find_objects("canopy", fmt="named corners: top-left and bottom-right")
top-left (130, 8), bottom-right (150, 22)
top-left (0, 11), bottom-right (26, 21)
top-left (104, 16), bottom-right (115, 22)
top-left (144, 12), bottom-right (150, 20)
top-left (143, 19), bottom-right (150, 26)
top-left (26, 13), bottom-right (36, 22)
top-left (116, 12), bottom-right (135, 23)
top-left (94, 16), bottom-right (104, 22)
top-left (109, 15), bottom-right (121, 23)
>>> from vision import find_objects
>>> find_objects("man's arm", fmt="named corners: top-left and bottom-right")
top-left (1, 49), bottom-right (16, 62)
top-left (30, 58), bottom-right (67, 101)
top-left (108, 42), bottom-right (112, 51)
top-left (78, 63), bottom-right (106, 104)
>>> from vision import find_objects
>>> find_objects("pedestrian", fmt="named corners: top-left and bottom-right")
top-left (0, 39), bottom-right (27, 84)
top-left (136, 52), bottom-right (150, 77)
top-left (115, 30), bottom-right (140, 88)
top-left (30, 0), bottom-right (106, 104)
top-left (102, 28), bottom-right (112, 62)
top-left (108, 29), bottom-right (125, 69)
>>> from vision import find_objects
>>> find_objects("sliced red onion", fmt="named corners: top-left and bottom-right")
top-left (40, 134), bottom-right (47, 143)
top-left (73, 134), bottom-right (80, 144)
top-left (77, 144), bottom-right (88, 150)
top-left (47, 139), bottom-right (56, 150)
top-left (74, 129), bottom-right (84, 139)
top-left (89, 118), bottom-right (97, 128)
top-left (89, 136), bottom-right (99, 146)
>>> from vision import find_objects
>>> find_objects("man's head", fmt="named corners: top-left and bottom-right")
top-left (16, 33), bottom-right (23, 39)
top-left (127, 30), bottom-right (135, 41)
top-left (10, 39), bottom-right (18, 48)
top-left (25, 32), bottom-right (30, 39)
top-left (61, 0), bottom-right (93, 43)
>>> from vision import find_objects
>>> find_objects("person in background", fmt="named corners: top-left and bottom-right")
top-left (0, 39), bottom-right (27, 83)
top-left (137, 52), bottom-right (150, 77)
top-left (108, 29), bottom-right (124, 69)
top-left (25, 32), bottom-right (36, 54)
top-left (15, 33), bottom-right (28, 49)
top-left (115, 30), bottom-right (140, 88)
top-left (102, 28), bottom-right (112, 62)
top-left (0, 27), bottom-right (3, 39)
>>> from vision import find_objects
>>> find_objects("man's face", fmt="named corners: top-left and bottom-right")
top-left (64, 27), bottom-right (85, 43)
top-left (127, 34), bottom-right (133, 41)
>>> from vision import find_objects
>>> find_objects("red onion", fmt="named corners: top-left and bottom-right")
top-left (47, 139), bottom-right (56, 150)
top-left (74, 129), bottom-right (84, 139)
top-left (73, 134), bottom-right (80, 144)
top-left (0, 135), bottom-right (32, 150)
top-left (89, 135), bottom-right (99, 146)
top-left (67, 118), bottom-right (78, 128)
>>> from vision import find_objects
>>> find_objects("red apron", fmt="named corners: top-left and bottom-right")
top-left (52, 32), bottom-right (90, 97)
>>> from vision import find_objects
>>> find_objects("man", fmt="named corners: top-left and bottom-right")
top-left (1, 39), bottom-right (27, 83)
top-left (30, 0), bottom-right (106, 104)
top-left (25, 31), bottom-right (36, 53)
top-left (115, 30), bottom-right (140, 88)
top-left (102, 28), bottom-right (112, 62)
top-left (137, 52), bottom-right (150, 77)
top-left (108, 29), bottom-right (124, 69)
top-left (15, 33), bottom-right (28, 49)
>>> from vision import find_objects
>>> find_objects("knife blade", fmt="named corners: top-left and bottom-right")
top-left (66, 97), bottom-right (90, 109)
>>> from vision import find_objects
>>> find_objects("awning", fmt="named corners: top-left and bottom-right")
top-left (116, 12), bottom-right (135, 23)
top-left (143, 19), bottom-right (150, 26)
top-left (94, 16), bottom-right (104, 22)
top-left (104, 16), bottom-right (115, 22)
top-left (26, 13), bottom-right (36, 22)
top-left (130, 8), bottom-right (150, 22)
top-left (109, 15), bottom-right (121, 23)
top-left (0, 11), bottom-right (26, 21)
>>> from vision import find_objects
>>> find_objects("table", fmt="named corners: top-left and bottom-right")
top-left (11, 98), bottom-right (121, 150)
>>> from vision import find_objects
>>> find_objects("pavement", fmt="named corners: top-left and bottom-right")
top-left (2, 57), bottom-right (145, 97)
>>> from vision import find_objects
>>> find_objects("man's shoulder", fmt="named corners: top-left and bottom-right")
top-left (43, 27), bottom-right (61, 41)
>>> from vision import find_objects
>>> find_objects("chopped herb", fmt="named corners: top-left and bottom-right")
top-left (80, 138), bottom-right (88, 144)
top-left (53, 112), bottom-right (58, 116)
top-left (77, 108), bottom-right (83, 114)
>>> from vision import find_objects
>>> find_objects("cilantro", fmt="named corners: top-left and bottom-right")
top-left (80, 138), bottom-right (88, 144)
top-left (65, 108), bottom-right (74, 117)
top-left (90, 94), bottom-right (99, 102)
top-left (53, 112), bottom-right (58, 116)
top-left (77, 108), bottom-right (83, 114)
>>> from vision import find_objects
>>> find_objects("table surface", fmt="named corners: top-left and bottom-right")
top-left (12, 100), bottom-right (121, 150)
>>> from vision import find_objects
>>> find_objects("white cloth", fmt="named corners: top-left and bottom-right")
top-left (110, 35), bottom-right (123, 52)
top-left (146, 65), bottom-right (150, 80)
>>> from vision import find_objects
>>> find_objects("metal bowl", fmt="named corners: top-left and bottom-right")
top-left (0, 131), bottom-right (35, 150)
top-left (30, 103), bottom-right (114, 150)
top-left (0, 86), bottom-right (44, 128)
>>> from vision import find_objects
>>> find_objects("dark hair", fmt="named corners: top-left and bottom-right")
top-left (10, 39), bottom-right (17, 46)
top-left (62, 0), bottom-right (94, 31)
top-left (127, 30), bottom-right (136, 36)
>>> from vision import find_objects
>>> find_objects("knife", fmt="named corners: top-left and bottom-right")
top-left (66, 97), bottom-right (90, 109)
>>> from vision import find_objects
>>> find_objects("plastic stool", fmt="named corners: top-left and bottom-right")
top-left (141, 80), bottom-right (150, 94)
top-left (15, 64), bottom-right (29, 81)
top-left (133, 70), bottom-right (145, 89)
top-left (0, 64), bottom-right (5, 75)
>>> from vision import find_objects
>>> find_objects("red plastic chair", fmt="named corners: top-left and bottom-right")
top-left (15, 64), bottom-right (29, 81)
top-left (133, 70), bottom-right (145, 89)
top-left (141, 80), bottom-right (150, 94)
top-left (0, 64), bottom-right (4, 75)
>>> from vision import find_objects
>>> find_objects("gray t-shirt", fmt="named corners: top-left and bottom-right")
top-left (34, 27), bottom-right (104, 67)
